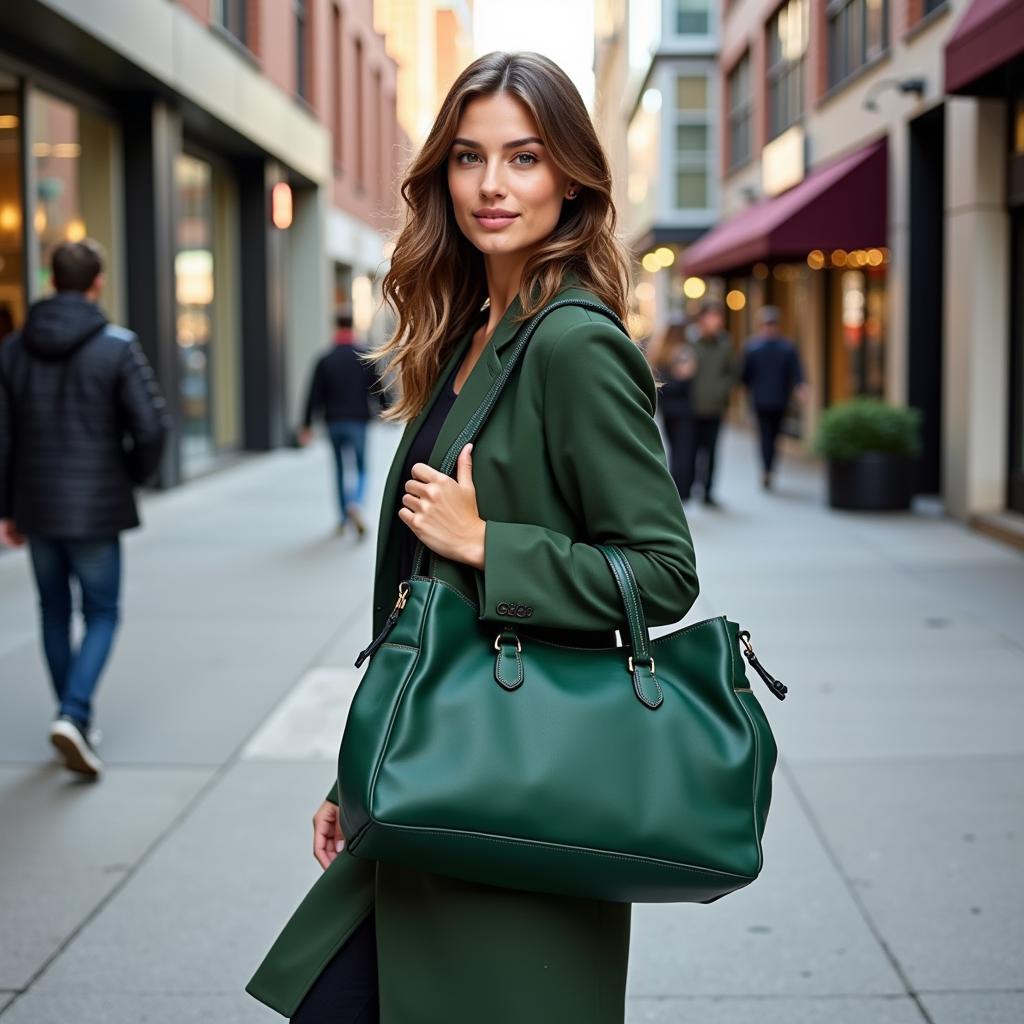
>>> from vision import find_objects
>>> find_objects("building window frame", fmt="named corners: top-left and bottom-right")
top-left (670, 0), bottom-right (712, 37)
top-left (672, 71), bottom-right (712, 212)
top-left (766, 0), bottom-right (808, 141)
top-left (727, 50), bottom-right (752, 171)
top-left (331, 2), bottom-right (343, 169)
top-left (294, 0), bottom-right (310, 102)
top-left (827, 0), bottom-right (890, 89)
top-left (212, 0), bottom-right (248, 48)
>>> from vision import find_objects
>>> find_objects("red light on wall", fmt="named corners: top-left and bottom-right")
top-left (272, 182), bottom-right (293, 229)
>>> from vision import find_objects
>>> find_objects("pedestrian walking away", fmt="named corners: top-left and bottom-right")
top-left (0, 240), bottom-right (168, 778)
top-left (247, 51), bottom-right (699, 1024)
top-left (299, 306), bottom-right (385, 537)
top-left (740, 305), bottom-right (808, 490)
top-left (685, 299), bottom-right (737, 507)
top-left (644, 313), bottom-right (697, 501)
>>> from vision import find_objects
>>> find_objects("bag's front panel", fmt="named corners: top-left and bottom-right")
top-left (368, 585), bottom-right (765, 885)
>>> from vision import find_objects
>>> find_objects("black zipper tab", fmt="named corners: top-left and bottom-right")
top-left (738, 630), bottom-right (788, 701)
top-left (355, 583), bottom-right (410, 668)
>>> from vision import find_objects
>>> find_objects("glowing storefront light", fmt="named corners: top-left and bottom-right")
top-left (726, 289), bottom-right (746, 311)
top-left (683, 276), bottom-right (707, 299)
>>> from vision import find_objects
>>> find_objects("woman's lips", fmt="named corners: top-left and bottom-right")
top-left (473, 212), bottom-right (519, 231)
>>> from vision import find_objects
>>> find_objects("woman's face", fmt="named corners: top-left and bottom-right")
top-left (447, 92), bottom-right (576, 264)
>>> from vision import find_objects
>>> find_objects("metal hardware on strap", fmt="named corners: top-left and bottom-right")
top-left (410, 299), bottom-right (628, 579)
top-left (596, 544), bottom-right (663, 710)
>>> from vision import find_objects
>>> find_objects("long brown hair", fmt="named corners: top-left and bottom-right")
top-left (370, 51), bottom-right (634, 422)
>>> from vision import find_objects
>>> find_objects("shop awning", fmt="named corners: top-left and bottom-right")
top-left (681, 139), bottom-right (887, 278)
top-left (945, 0), bottom-right (1024, 95)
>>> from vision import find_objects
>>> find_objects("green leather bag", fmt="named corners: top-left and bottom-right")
top-left (337, 299), bottom-right (788, 904)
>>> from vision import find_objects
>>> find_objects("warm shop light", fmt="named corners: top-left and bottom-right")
top-left (0, 115), bottom-right (19, 130)
top-left (682, 276), bottom-right (707, 299)
top-left (831, 249), bottom-right (848, 267)
top-left (752, 262), bottom-right (769, 280)
top-left (34, 206), bottom-right (46, 233)
top-left (655, 246), bottom-right (676, 268)
top-left (807, 249), bottom-right (825, 270)
top-left (635, 281), bottom-right (655, 302)
top-left (725, 289), bottom-right (746, 311)
top-left (271, 181), bottom-right (293, 229)
top-left (65, 218), bottom-right (86, 242)
top-left (0, 204), bottom-right (20, 232)
top-left (641, 252), bottom-right (661, 273)
top-left (52, 143), bottom-right (82, 159)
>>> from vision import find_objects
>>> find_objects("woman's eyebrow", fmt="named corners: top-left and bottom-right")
top-left (451, 136), bottom-right (545, 149)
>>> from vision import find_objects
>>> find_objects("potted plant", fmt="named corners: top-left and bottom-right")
top-left (813, 399), bottom-right (921, 511)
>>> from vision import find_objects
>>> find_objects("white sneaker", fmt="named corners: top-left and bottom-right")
top-left (49, 716), bottom-right (103, 778)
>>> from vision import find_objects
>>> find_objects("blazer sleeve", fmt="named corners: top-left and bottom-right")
top-left (475, 317), bottom-right (699, 631)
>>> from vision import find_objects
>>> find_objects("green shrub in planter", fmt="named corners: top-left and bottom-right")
top-left (814, 400), bottom-right (921, 510)
top-left (813, 399), bottom-right (921, 461)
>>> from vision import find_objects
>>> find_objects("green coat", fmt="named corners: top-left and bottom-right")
top-left (247, 277), bottom-right (699, 1022)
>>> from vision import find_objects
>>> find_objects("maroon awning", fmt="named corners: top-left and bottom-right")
top-left (945, 0), bottom-right (1024, 95)
top-left (681, 139), bottom-right (887, 278)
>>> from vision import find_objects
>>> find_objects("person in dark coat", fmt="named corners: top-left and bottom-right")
top-left (740, 305), bottom-right (807, 490)
top-left (299, 307), bottom-right (383, 537)
top-left (686, 300), bottom-right (737, 507)
top-left (644, 314), bottom-right (696, 501)
top-left (0, 240), bottom-right (168, 777)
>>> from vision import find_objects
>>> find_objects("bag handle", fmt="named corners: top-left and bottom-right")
top-left (596, 544), bottom-right (663, 710)
top-left (410, 298), bottom-right (627, 578)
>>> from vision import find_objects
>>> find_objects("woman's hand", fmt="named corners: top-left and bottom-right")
top-left (398, 444), bottom-right (486, 570)
top-left (312, 800), bottom-right (345, 870)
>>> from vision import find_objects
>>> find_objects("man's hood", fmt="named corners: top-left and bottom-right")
top-left (20, 292), bottom-right (108, 361)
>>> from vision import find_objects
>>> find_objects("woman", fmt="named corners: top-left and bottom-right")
top-left (247, 51), bottom-right (699, 1024)
top-left (645, 313), bottom-right (698, 500)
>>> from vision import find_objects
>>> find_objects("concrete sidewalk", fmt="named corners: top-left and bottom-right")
top-left (0, 424), bottom-right (1021, 1023)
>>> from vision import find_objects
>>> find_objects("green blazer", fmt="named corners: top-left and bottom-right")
top-left (247, 277), bottom-right (699, 1022)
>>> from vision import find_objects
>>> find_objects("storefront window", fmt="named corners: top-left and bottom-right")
top-left (29, 90), bottom-right (121, 316)
top-left (0, 75), bottom-right (24, 336)
top-left (174, 153), bottom-right (240, 477)
top-left (828, 266), bottom-right (886, 402)
top-left (213, 0), bottom-right (248, 46)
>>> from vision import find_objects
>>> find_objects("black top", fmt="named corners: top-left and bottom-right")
top-left (302, 337), bottom-right (382, 426)
top-left (396, 359), bottom-right (462, 582)
top-left (0, 293), bottom-right (169, 538)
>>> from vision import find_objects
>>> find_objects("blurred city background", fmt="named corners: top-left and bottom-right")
top-left (1, 1), bottom-right (1022, 1022)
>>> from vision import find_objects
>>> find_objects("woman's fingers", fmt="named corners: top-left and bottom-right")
top-left (313, 802), bottom-right (340, 870)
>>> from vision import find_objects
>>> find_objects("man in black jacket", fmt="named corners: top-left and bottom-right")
top-left (0, 240), bottom-right (168, 778)
top-left (740, 305), bottom-right (808, 490)
top-left (299, 308), bottom-right (382, 537)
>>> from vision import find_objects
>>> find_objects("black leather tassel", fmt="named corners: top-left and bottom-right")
top-left (738, 630), bottom-right (788, 701)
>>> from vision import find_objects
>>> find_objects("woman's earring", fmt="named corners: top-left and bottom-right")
top-left (567, 189), bottom-right (578, 199)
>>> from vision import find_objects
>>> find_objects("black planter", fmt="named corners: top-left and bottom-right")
top-left (826, 453), bottom-right (914, 511)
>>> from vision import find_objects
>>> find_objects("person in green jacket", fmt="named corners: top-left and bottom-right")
top-left (684, 300), bottom-right (738, 507)
top-left (247, 51), bottom-right (699, 1024)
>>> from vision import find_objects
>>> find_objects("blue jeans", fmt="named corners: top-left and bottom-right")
top-left (327, 420), bottom-right (368, 520)
top-left (28, 537), bottom-right (122, 728)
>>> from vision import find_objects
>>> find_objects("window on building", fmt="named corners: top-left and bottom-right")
top-left (294, 0), bottom-right (310, 101)
top-left (332, 4), bottom-right (343, 167)
top-left (212, 0), bottom-right (247, 46)
top-left (354, 36), bottom-right (364, 190)
top-left (674, 0), bottom-right (710, 35)
top-left (674, 74), bottom-right (710, 209)
top-left (767, 0), bottom-right (808, 140)
top-left (923, 0), bottom-right (945, 14)
top-left (727, 51), bottom-right (752, 170)
top-left (827, 0), bottom-right (889, 88)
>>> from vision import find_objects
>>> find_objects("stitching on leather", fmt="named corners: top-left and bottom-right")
top-left (727, 617), bottom-right (764, 875)
top-left (381, 642), bottom-right (418, 652)
top-left (362, 582), bottom-right (433, 832)
top-left (370, 820), bottom-right (753, 882)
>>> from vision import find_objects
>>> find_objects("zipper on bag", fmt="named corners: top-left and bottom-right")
top-left (354, 582), bottom-right (411, 668)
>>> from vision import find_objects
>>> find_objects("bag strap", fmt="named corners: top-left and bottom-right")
top-left (410, 298), bottom-right (627, 578)
top-left (596, 544), bottom-right (662, 710)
